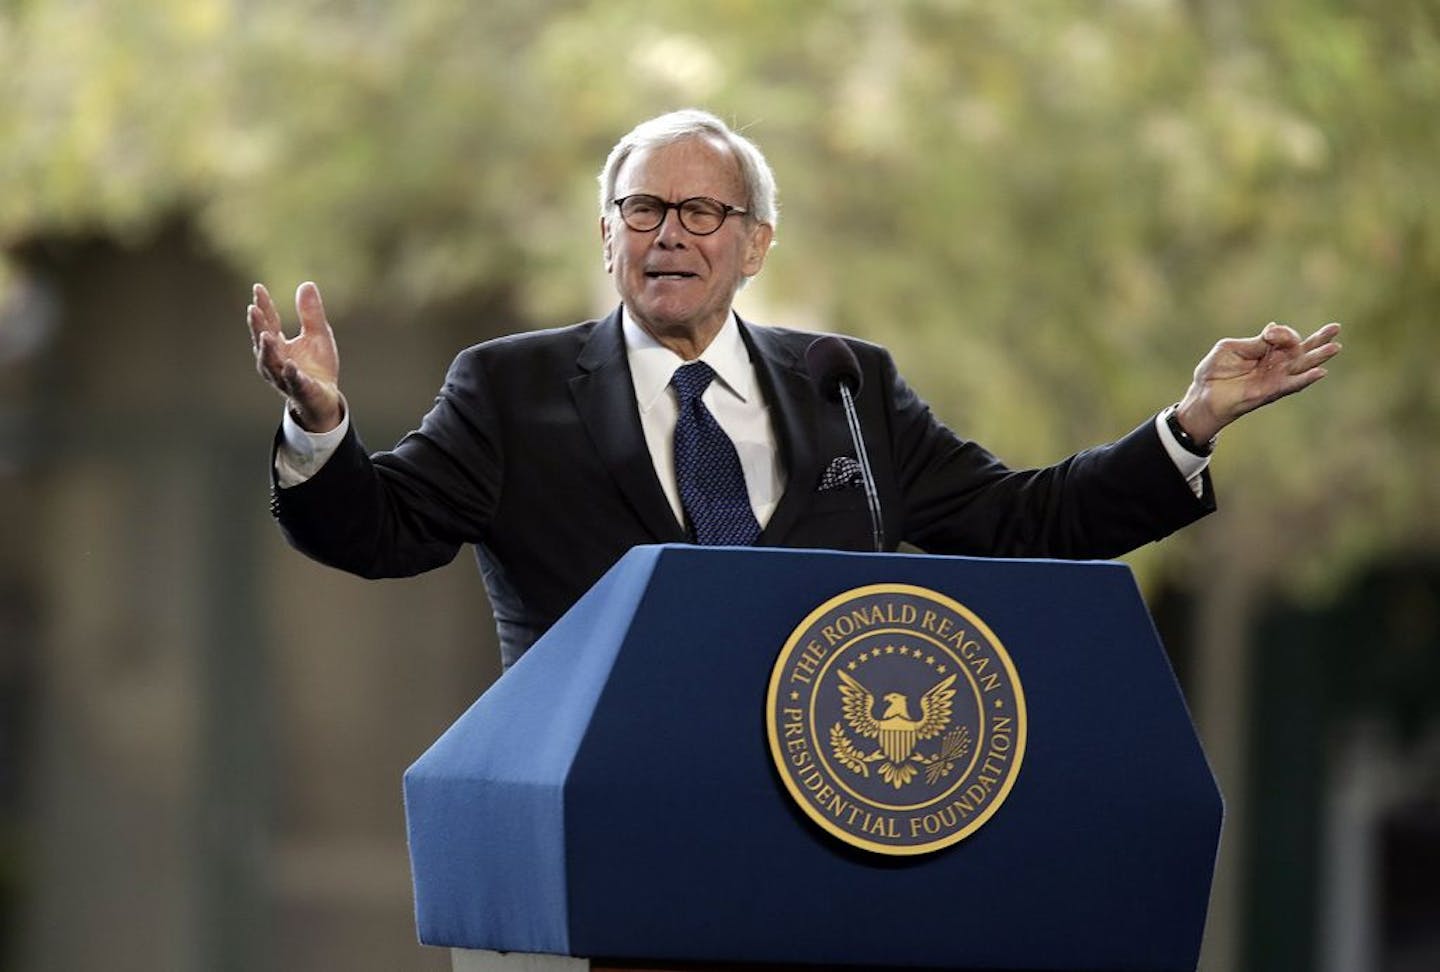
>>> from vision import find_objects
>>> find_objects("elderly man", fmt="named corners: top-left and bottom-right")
top-left (249, 109), bottom-right (1341, 668)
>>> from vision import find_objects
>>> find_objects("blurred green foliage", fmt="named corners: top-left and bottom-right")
top-left (2, 0), bottom-right (1437, 596)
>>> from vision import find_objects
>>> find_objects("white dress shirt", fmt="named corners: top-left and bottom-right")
top-left (1156, 413), bottom-right (1210, 498)
top-left (274, 317), bottom-right (1208, 507)
top-left (621, 309), bottom-right (784, 529)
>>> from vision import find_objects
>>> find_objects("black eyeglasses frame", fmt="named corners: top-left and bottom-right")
top-left (611, 194), bottom-right (749, 236)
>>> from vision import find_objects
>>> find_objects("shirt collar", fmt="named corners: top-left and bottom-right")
top-left (622, 308), bottom-right (755, 414)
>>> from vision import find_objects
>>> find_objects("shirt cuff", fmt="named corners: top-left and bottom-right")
top-left (1154, 410), bottom-right (1210, 500)
top-left (274, 407), bottom-right (349, 488)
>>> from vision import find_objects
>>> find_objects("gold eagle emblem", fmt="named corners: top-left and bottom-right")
top-left (831, 666), bottom-right (962, 788)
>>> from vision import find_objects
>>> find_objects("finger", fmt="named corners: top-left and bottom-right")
top-left (1219, 334), bottom-right (1272, 360)
top-left (1299, 321), bottom-right (1342, 351)
top-left (247, 303), bottom-right (281, 352)
top-left (1277, 366), bottom-right (1329, 398)
top-left (256, 330), bottom-right (289, 385)
top-left (247, 304), bottom-right (267, 351)
top-left (1292, 340), bottom-right (1342, 373)
top-left (1261, 321), bottom-right (1302, 348)
top-left (253, 283), bottom-right (283, 333)
top-left (295, 281), bottom-right (333, 339)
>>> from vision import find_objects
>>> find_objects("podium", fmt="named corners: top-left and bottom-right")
top-left (404, 546), bottom-right (1222, 971)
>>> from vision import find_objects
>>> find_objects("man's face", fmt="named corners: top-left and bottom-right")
top-left (602, 136), bottom-right (773, 348)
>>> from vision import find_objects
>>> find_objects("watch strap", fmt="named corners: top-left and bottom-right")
top-left (1165, 404), bottom-right (1215, 457)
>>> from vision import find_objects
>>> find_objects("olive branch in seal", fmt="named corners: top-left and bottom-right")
top-left (922, 726), bottom-right (972, 785)
top-left (830, 722), bottom-right (880, 777)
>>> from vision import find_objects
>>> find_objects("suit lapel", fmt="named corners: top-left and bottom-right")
top-left (569, 310), bottom-right (687, 542)
top-left (743, 319), bottom-right (822, 546)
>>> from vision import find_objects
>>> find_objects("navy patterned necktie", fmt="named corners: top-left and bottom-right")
top-left (670, 361), bottom-right (761, 546)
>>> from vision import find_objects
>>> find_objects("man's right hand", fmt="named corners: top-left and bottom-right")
top-left (248, 281), bottom-right (344, 433)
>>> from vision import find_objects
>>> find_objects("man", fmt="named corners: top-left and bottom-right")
top-left (249, 109), bottom-right (1341, 668)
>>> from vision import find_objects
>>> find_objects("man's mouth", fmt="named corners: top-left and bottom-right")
top-left (645, 271), bottom-right (698, 280)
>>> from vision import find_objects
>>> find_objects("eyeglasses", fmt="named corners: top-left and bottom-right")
top-left (612, 194), bottom-right (748, 236)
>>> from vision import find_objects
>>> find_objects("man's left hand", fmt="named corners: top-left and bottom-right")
top-left (1174, 321), bottom-right (1343, 445)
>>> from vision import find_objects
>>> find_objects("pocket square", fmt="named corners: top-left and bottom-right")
top-left (817, 456), bottom-right (864, 492)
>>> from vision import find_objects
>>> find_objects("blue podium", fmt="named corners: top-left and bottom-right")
top-left (404, 546), bottom-right (1222, 971)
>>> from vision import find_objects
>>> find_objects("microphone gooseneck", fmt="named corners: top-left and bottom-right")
top-left (805, 337), bottom-right (884, 553)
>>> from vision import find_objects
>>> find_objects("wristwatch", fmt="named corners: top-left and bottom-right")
top-left (1164, 404), bottom-right (1215, 457)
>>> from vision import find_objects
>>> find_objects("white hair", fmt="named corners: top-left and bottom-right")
top-left (597, 109), bottom-right (779, 229)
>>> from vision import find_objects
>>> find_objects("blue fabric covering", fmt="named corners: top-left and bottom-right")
top-left (404, 548), bottom-right (661, 953)
top-left (407, 546), bottom-right (1221, 970)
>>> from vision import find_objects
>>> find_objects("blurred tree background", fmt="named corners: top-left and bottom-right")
top-left (1, 1), bottom-right (1437, 970)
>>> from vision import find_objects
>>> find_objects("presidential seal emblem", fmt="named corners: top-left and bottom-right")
top-left (765, 584), bottom-right (1026, 855)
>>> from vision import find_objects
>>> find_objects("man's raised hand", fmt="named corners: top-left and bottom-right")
top-left (248, 281), bottom-right (344, 433)
top-left (1174, 321), bottom-right (1343, 445)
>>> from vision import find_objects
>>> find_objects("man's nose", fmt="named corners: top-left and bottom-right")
top-left (654, 209), bottom-right (689, 246)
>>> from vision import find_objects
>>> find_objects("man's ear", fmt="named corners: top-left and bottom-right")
top-left (599, 216), bottom-right (614, 273)
top-left (742, 221), bottom-right (775, 277)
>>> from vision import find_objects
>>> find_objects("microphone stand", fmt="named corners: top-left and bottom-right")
top-left (838, 381), bottom-right (884, 553)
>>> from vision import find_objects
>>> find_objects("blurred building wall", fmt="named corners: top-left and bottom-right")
top-left (5, 223), bottom-right (503, 971)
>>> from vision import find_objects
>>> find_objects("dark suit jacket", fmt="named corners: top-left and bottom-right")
top-left (272, 308), bottom-right (1214, 666)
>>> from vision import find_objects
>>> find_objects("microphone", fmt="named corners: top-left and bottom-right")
top-left (805, 336), bottom-right (884, 552)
